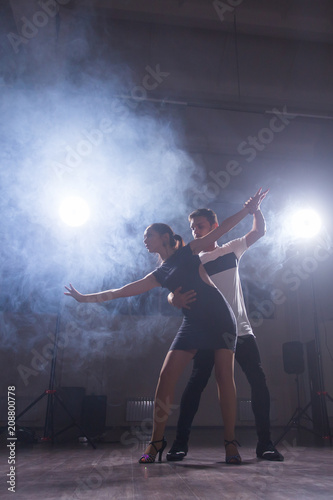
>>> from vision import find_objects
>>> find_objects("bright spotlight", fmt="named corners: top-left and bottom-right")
top-left (59, 196), bottom-right (90, 227)
top-left (292, 209), bottom-right (322, 239)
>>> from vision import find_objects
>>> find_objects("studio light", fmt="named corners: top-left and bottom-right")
top-left (291, 209), bottom-right (322, 239)
top-left (59, 196), bottom-right (90, 227)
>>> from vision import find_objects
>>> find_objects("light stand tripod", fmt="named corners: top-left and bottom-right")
top-left (15, 311), bottom-right (96, 449)
top-left (274, 367), bottom-right (319, 446)
top-left (274, 341), bottom-right (319, 446)
top-left (307, 273), bottom-right (332, 445)
top-left (275, 271), bottom-right (332, 447)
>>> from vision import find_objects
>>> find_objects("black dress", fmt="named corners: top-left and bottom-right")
top-left (153, 244), bottom-right (237, 351)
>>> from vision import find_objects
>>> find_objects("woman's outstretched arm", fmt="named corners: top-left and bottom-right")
top-left (65, 272), bottom-right (161, 303)
top-left (190, 188), bottom-right (268, 255)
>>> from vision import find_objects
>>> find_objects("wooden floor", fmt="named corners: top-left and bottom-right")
top-left (1, 428), bottom-right (332, 499)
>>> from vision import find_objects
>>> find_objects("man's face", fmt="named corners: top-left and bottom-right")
top-left (189, 216), bottom-right (216, 239)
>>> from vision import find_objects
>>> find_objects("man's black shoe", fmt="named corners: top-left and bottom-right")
top-left (166, 440), bottom-right (188, 461)
top-left (256, 441), bottom-right (284, 461)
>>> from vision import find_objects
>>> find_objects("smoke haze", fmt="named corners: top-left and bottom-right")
top-left (0, 1), bottom-right (200, 356)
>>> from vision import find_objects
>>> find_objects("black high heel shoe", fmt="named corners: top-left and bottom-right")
top-left (224, 439), bottom-right (242, 465)
top-left (139, 438), bottom-right (167, 464)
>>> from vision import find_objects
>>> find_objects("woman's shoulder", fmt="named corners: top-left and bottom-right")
top-left (181, 242), bottom-right (192, 252)
top-left (167, 242), bottom-right (192, 260)
top-left (176, 242), bottom-right (193, 258)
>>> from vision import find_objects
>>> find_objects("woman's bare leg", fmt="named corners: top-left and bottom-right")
top-left (214, 349), bottom-right (240, 460)
top-left (143, 349), bottom-right (196, 456)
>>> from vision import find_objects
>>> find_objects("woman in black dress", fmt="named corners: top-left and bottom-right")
top-left (65, 189), bottom-right (267, 464)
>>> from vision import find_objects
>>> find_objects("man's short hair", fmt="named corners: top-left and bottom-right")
top-left (188, 208), bottom-right (218, 226)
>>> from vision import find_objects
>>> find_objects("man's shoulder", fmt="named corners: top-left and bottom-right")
top-left (222, 236), bottom-right (248, 252)
top-left (200, 237), bottom-right (248, 261)
top-left (216, 237), bottom-right (248, 254)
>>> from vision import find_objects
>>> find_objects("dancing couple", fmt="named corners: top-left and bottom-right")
top-left (65, 188), bottom-right (276, 464)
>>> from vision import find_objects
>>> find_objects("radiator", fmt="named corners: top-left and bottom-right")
top-left (126, 398), bottom-right (154, 422)
top-left (238, 399), bottom-right (255, 421)
top-left (238, 398), bottom-right (278, 422)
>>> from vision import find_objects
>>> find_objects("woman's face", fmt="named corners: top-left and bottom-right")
top-left (143, 227), bottom-right (164, 253)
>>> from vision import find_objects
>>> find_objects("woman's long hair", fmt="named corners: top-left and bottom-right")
top-left (148, 223), bottom-right (185, 250)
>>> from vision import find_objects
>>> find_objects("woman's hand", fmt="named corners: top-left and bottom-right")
top-left (64, 284), bottom-right (86, 302)
top-left (64, 284), bottom-right (117, 303)
top-left (244, 187), bottom-right (269, 214)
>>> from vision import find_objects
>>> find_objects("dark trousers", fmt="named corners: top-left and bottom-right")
top-left (175, 335), bottom-right (271, 446)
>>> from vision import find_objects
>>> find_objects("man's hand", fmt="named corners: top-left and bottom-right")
top-left (244, 187), bottom-right (269, 214)
top-left (168, 286), bottom-right (197, 310)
